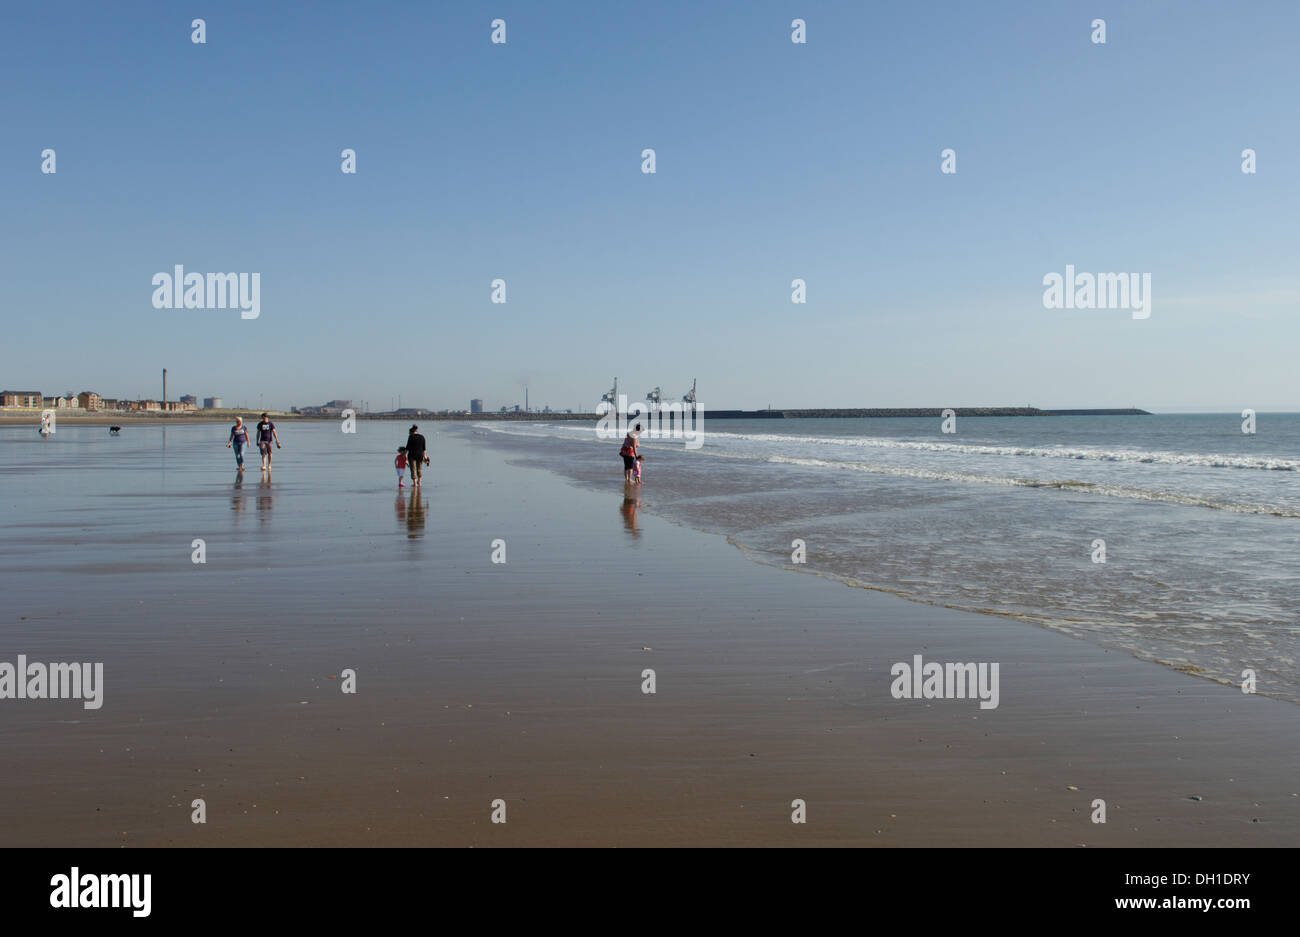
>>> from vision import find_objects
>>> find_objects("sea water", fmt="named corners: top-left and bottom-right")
top-left (472, 414), bottom-right (1300, 702)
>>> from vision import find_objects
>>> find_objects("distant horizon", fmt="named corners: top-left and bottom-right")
top-left (4, 383), bottom-right (1294, 419)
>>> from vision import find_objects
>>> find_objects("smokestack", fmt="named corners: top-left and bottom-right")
top-left (162, 368), bottom-right (167, 407)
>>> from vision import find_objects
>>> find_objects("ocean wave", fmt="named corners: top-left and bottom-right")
top-left (762, 455), bottom-right (1300, 516)
top-left (474, 422), bottom-right (1300, 472)
top-left (705, 431), bottom-right (1300, 472)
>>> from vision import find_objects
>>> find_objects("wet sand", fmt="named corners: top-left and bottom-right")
top-left (0, 425), bottom-right (1296, 846)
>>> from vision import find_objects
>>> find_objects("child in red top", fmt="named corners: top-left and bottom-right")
top-left (395, 447), bottom-right (409, 487)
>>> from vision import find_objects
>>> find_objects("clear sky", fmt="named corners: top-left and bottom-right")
top-left (2, 1), bottom-right (1297, 412)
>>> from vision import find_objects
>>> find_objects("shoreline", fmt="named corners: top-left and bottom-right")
top-left (466, 423), bottom-right (1300, 707)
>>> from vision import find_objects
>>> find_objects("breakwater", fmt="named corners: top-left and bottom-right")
top-left (422, 407), bottom-right (1150, 421)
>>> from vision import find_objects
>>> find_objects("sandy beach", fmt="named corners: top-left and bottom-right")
top-left (0, 424), bottom-right (1295, 847)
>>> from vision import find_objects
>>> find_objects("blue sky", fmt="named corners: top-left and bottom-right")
top-left (2, 1), bottom-right (1297, 411)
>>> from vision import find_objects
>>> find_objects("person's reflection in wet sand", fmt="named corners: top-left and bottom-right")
top-left (407, 489), bottom-right (426, 539)
top-left (620, 485), bottom-right (641, 536)
top-left (232, 471), bottom-right (247, 516)
top-left (257, 474), bottom-right (273, 523)
top-left (395, 491), bottom-right (408, 526)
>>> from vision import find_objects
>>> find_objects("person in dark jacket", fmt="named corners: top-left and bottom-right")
top-left (405, 425), bottom-right (429, 486)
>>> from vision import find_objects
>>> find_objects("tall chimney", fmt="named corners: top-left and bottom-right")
top-left (162, 368), bottom-right (167, 407)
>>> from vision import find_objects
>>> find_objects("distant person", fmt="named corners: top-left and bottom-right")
top-left (256, 412), bottom-right (281, 471)
top-left (226, 417), bottom-right (250, 471)
top-left (395, 447), bottom-right (409, 487)
top-left (405, 425), bottom-right (429, 487)
top-left (634, 453), bottom-right (644, 484)
top-left (620, 423), bottom-right (642, 483)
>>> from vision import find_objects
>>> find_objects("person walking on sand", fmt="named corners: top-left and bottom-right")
top-left (226, 417), bottom-right (250, 471)
top-left (256, 412), bottom-right (281, 472)
top-left (405, 425), bottom-right (429, 487)
top-left (619, 423), bottom-right (641, 483)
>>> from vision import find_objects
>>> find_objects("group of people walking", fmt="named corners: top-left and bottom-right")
top-left (225, 416), bottom-right (644, 489)
top-left (226, 413), bottom-right (281, 472)
top-left (225, 416), bottom-right (432, 486)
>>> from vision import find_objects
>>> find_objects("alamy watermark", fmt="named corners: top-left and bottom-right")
top-left (1, 655), bottom-right (103, 709)
top-left (596, 394), bottom-right (704, 449)
top-left (890, 654), bottom-right (999, 709)
top-left (1043, 265), bottom-right (1150, 320)
top-left (50, 868), bottom-right (150, 917)
top-left (152, 265), bottom-right (260, 319)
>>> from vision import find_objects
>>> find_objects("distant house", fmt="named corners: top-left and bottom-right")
top-left (101, 398), bottom-right (120, 410)
top-left (1, 390), bottom-right (43, 408)
top-left (43, 395), bottom-right (79, 409)
top-left (77, 391), bottom-right (103, 410)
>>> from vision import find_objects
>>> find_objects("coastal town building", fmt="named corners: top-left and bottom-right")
top-left (1, 390), bottom-right (43, 408)
top-left (203, 397), bottom-right (223, 409)
top-left (4, 389), bottom-right (202, 412)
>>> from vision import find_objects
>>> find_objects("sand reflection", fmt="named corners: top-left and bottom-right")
top-left (621, 486), bottom-right (641, 536)
top-left (405, 489), bottom-right (425, 539)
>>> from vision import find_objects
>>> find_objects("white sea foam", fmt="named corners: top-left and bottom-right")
top-left (475, 422), bottom-right (1300, 472)
top-left (705, 430), bottom-right (1300, 472)
top-left (473, 422), bottom-right (1299, 515)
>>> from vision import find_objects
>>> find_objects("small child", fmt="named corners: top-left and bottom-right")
top-left (395, 447), bottom-right (409, 487)
top-left (634, 453), bottom-right (644, 484)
